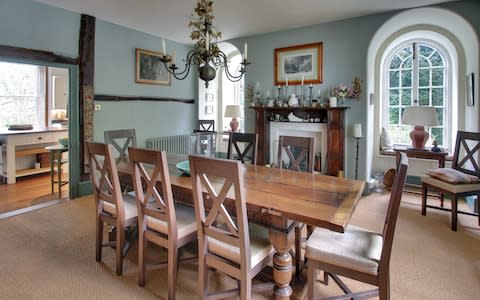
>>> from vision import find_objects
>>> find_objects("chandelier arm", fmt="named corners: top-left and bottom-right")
top-left (162, 50), bottom-right (197, 80)
top-left (214, 51), bottom-right (244, 82)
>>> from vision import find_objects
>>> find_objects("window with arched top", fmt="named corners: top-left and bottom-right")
top-left (383, 40), bottom-right (451, 149)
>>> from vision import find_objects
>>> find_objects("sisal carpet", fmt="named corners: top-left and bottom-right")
top-left (0, 192), bottom-right (479, 299)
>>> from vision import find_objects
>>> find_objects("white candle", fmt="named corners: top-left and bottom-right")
top-left (318, 88), bottom-right (321, 97)
top-left (309, 83), bottom-right (313, 88)
top-left (267, 89), bottom-right (270, 97)
top-left (353, 123), bottom-right (363, 138)
top-left (244, 43), bottom-right (248, 60)
top-left (329, 96), bottom-right (337, 107)
top-left (162, 39), bottom-right (166, 54)
top-left (301, 75), bottom-right (304, 86)
top-left (285, 76), bottom-right (288, 87)
top-left (205, 31), bottom-right (210, 51)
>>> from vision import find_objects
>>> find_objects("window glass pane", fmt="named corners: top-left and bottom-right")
top-left (419, 57), bottom-right (430, 68)
top-left (431, 68), bottom-right (443, 86)
top-left (401, 89), bottom-right (411, 105)
top-left (402, 57), bottom-right (412, 69)
top-left (430, 52), bottom-right (444, 67)
top-left (389, 71), bottom-right (399, 87)
top-left (436, 107), bottom-right (444, 126)
top-left (419, 45), bottom-right (434, 57)
top-left (398, 47), bottom-right (412, 59)
top-left (388, 124), bottom-right (411, 145)
top-left (432, 88), bottom-right (444, 106)
top-left (389, 89), bottom-right (399, 105)
top-left (419, 69), bottom-right (430, 87)
top-left (401, 70), bottom-right (412, 87)
top-left (431, 127), bottom-right (443, 145)
top-left (419, 88), bottom-right (430, 105)
top-left (390, 56), bottom-right (402, 69)
top-left (389, 107), bottom-right (399, 124)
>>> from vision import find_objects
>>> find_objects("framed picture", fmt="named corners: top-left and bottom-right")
top-left (205, 105), bottom-right (214, 115)
top-left (274, 42), bottom-right (323, 86)
top-left (466, 73), bottom-right (475, 106)
top-left (205, 93), bottom-right (214, 103)
top-left (135, 48), bottom-right (170, 85)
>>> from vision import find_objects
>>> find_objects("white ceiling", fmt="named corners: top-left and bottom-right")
top-left (34, 0), bottom-right (455, 44)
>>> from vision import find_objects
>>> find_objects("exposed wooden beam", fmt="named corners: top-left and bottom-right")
top-left (0, 44), bottom-right (77, 65)
top-left (94, 94), bottom-right (194, 104)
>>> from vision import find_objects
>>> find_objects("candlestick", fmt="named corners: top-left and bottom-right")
top-left (277, 85), bottom-right (281, 100)
top-left (309, 85), bottom-right (313, 105)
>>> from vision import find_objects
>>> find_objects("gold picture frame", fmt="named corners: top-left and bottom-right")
top-left (135, 48), bottom-right (171, 85)
top-left (274, 42), bottom-right (323, 86)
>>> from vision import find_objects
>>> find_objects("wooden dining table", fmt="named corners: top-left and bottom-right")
top-left (163, 154), bottom-right (365, 299)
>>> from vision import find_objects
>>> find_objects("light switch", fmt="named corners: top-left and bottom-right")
top-left (94, 104), bottom-right (102, 111)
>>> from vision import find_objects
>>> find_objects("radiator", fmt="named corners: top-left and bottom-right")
top-left (146, 134), bottom-right (191, 155)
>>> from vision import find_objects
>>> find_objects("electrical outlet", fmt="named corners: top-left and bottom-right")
top-left (94, 104), bottom-right (102, 111)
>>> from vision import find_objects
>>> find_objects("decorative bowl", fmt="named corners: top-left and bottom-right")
top-left (176, 160), bottom-right (190, 175)
top-left (58, 138), bottom-right (69, 147)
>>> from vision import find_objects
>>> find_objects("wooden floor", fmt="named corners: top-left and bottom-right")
top-left (0, 173), bottom-right (69, 214)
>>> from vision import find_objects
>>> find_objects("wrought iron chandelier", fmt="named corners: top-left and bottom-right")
top-left (160, 0), bottom-right (249, 88)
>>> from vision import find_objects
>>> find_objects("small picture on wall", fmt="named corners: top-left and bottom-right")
top-left (205, 93), bottom-right (214, 103)
top-left (205, 105), bottom-right (214, 115)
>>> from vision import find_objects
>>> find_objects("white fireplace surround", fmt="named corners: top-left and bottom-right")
top-left (269, 122), bottom-right (327, 173)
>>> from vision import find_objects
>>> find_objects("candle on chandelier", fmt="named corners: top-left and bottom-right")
top-left (244, 43), bottom-right (248, 60)
top-left (205, 31), bottom-right (210, 51)
top-left (162, 39), bottom-right (166, 54)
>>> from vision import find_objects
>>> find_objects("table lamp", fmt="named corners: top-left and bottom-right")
top-left (224, 104), bottom-right (243, 132)
top-left (401, 106), bottom-right (438, 149)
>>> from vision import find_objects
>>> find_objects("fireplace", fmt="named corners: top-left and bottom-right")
top-left (269, 122), bottom-right (327, 173)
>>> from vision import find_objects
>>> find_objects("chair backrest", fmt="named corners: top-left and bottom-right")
top-left (452, 131), bottom-right (480, 177)
top-left (128, 147), bottom-right (177, 238)
top-left (104, 129), bottom-right (137, 166)
top-left (227, 132), bottom-right (258, 164)
top-left (197, 120), bottom-right (215, 132)
top-left (189, 155), bottom-right (252, 270)
top-left (277, 135), bottom-right (314, 172)
top-left (379, 152), bottom-right (408, 272)
top-left (86, 141), bottom-right (126, 219)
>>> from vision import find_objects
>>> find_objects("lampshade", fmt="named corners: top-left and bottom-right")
top-left (402, 106), bottom-right (438, 126)
top-left (352, 123), bottom-right (363, 138)
top-left (224, 105), bottom-right (243, 118)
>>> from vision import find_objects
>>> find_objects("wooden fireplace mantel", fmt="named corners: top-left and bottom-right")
top-left (250, 106), bottom-right (347, 176)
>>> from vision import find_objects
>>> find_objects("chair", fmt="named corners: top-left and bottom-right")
top-left (86, 141), bottom-right (138, 276)
top-left (277, 135), bottom-right (314, 276)
top-left (189, 155), bottom-right (274, 300)
top-left (421, 131), bottom-right (480, 231)
top-left (104, 129), bottom-right (137, 191)
top-left (197, 119), bottom-right (215, 132)
top-left (128, 147), bottom-right (197, 299)
top-left (306, 152), bottom-right (408, 300)
top-left (227, 132), bottom-right (258, 164)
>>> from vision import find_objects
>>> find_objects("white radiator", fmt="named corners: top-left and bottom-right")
top-left (146, 134), bottom-right (191, 155)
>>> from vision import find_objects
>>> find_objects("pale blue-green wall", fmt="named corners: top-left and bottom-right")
top-left (94, 20), bottom-right (196, 147)
top-left (229, 0), bottom-right (480, 179)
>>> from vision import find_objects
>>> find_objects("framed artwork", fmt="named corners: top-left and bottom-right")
top-left (205, 105), bottom-right (214, 115)
top-left (205, 93), bottom-right (214, 103)
top-left (466, 73), bottom-right (475, 106)
top-left (135, 48), bottom-right (170, 85)
top-left (274, 42), bottom-right (323, 86)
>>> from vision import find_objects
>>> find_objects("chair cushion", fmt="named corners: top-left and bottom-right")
top-left (103, 192), bottom-right (138, 221)
top-left (147, 203), bottom-right (197, 239)
top-left (305, 225), bottom-right (382, 276)
top-left (421, 175), bottom-right (480, 194)
top-left (425, 168), bottom-right (480, 184)
top-left (208, 223), bottom-right (273, 267)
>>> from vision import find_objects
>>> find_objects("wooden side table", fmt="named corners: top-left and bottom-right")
top-left (393, 147), bottom-right (448, 168)
top-left (45, 145), bottom-right (68, 198)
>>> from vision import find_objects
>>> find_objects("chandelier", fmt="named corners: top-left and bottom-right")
top-left (160, 0), bottom-right (249, 88)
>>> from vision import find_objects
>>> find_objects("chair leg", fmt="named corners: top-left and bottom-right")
top-left (307, 263), bottom-right (316, 300)
top-left (198, 252), bottom-right (208, 299)
top-left (378, 271), bottom-right (390, 300)
top-left (477, 192), bottom-right (480, 226)
top-left (240, 275), bottom-right (252, 300)
top-left (421, 183), bottom-right (427, 216)
top-left (452, 196), bottom-right (458, 231)
top-left (168, 247), bottom-right (179, 300)
top-left (95, 217), bottom-right (103, 262)
top-left (138, 232), bottom-right (147, 287)
top-left (116, 225), bottom-right (125, 276)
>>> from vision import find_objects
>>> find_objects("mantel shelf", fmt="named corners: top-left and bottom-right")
top-left (250, 106), bottom-right (349, 112)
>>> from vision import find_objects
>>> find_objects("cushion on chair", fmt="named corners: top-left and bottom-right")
top-left (305, 225), bottom-right (383, 276)
top-left (424, 168), bottom-right (480, 184)
top-left (147, 203), bottom-right (197, 239)
top-left (421, 176), bottom-right (480, 194)
top-left (102, 193), bottom-right (138, 221)
top-left (208, 223), bottom-right (273, 266)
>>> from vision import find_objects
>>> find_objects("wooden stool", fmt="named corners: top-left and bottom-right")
top-left (45, 145), bottom-right (68, 198)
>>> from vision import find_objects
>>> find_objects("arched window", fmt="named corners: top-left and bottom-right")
top-left (383, 39), bottom-right (452, 149)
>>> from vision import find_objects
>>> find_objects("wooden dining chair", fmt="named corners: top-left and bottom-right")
top-left (128, 147), bottom-right (197, 299)
top-left (306, 152), bottom-right (408, 300)
top-left (197, 119), bottom-right (215, 132)
top-left (86, 141), bottom-right (138, 276)
top-left (421, 131), bottom-right (480, 231)
top-left (104, 129), bottom-right (137, 192)
top-left (227, 132), bottom-right (258, 164)
top-left (277, 135), bottom-right (315, 276)
top-left (189, 155), bottom-right (274, 300)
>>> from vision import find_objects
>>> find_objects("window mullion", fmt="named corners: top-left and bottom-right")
top-left (412, 43), bottom-right (419, 105)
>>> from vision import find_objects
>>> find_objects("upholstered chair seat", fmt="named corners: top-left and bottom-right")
top-left (146, 203), bottom-right (197, 238)
top-left (102, 193), bottom-right (138, 220)
top-left (421, 176), bottom-right (480, 194)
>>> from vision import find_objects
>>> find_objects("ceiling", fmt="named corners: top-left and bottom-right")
top-left (34, 0), bottom-right (455, 44)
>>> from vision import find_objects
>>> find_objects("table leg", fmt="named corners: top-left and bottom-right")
top-left (268, 216), bottom-right (295, 299)
top-left (50, 150), bottom-right (54, 194)
top-left (57, 151), bottom-right (62, 198)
